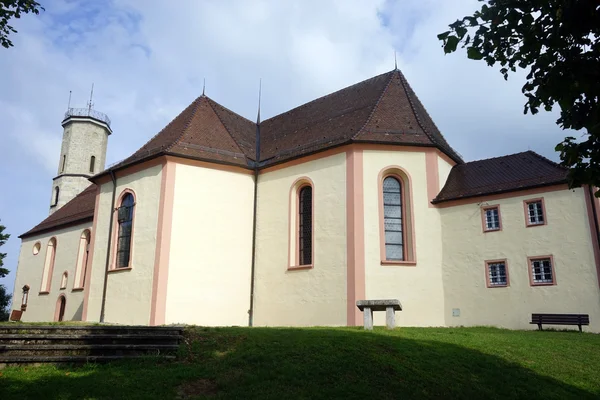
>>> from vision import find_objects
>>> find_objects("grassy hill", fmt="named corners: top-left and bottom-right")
top-left (1, 326), bottom-right (599, 399)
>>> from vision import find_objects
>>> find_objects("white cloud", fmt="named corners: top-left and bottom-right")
top-left (0, 0), bottom-right (569, 293)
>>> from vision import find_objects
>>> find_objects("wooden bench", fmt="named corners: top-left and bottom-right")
top-left (356, 300), bottom-right (402, 330)
top-left (530, 313), bottom-right (590, 332)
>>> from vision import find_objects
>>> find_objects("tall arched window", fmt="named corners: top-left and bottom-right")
top-left (53, 187), bottom-right (60, 206)
top-left (74, 230), bottom-right (90, 289)
top-left (89, 156), bottom-right (96, 173)
top-left (379, 167), bottom-right (416, 265)
top-left (383, 176), bottom-right (403, 260)
top-left (61, 155), bottom-right (66, 173)
top-left (298, 185), bottom-right (313, 266)
top-left (116, 192), bottom-right (135, 268)
top-left (40, 238), bottom-right (57, 293)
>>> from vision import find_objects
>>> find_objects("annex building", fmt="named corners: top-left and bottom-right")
top-left (11, 70), bottom-right (600, 331)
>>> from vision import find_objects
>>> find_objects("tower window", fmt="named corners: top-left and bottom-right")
top-left (90, 156), bottom-right (96, 173)
top-left (61, 155), bottom-right (66, 173)
top-left (53, 187), bottom-right (60, 206)
top-left (115, 192), bottom-right (135, 268)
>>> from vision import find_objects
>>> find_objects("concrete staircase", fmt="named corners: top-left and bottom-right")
top-left (0, 324), bottom-right (184, 368)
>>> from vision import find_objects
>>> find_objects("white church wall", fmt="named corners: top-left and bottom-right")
top-left (363, 149), bottom-right (446, 327)
top-left (440, 187), bottom-right (600, 332)
top-left (165, 162), bottom-right (254, 326)
top-left (253, 151), bottom-right (347, 326)
top-left (85, 162), bottom-right (162, 325)
top-left (437, 153), bottom-right (454, 190)
top-left (12, 222), bottom-right (91, 322)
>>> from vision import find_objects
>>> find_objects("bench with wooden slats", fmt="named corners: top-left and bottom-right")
top-left (530, 313), bottom-right (590, 332)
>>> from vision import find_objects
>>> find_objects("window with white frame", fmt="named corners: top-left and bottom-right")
top-left (487, 261), bottom-right (507, 287)
top-left (484, 207), bottom-right (500, 231)
top-left (530, 257), bottom-right (554, 285)
top-left (526, 200), bottom-right (545, 225)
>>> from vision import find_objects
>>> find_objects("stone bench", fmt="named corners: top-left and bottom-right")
top-left (356, 300), bottom-right (402, 330)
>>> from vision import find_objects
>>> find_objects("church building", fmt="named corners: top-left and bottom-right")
top-left (11, 70), bottom-right (600, 331)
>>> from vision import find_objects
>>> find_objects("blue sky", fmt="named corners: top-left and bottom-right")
top-left (0, 0), bottom-right (570, 296)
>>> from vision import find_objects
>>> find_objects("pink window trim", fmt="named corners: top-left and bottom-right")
top-left (528, 255), bottom-right (557, 286)
top-left (54, 294), bottom-right (66, 322)
top-left (110, 189), bottom-right (136, 270)
top-left (60, 271), bottom-right (68, 289)
top-left (481, 205), bottom-right (502, 233)
top-left (523, 198), bottom-right (547, 227)
top-left (377, 166), bottom-right (416, 265)
top-left (40, 237), bottom-right (57, 294)
top-left (288, 177), bottom-right (315, 270)
top-left (484, 259), bottom-right (510, 288)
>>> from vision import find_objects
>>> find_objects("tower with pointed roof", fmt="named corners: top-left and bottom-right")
top-left (50, 106), bottom-right (112, 214)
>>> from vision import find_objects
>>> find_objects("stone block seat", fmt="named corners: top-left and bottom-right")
top-left (356, 299), bottom-right (402, 330)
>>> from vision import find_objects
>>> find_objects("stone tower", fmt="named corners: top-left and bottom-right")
top-left (49, 106), bottom-right (112, 214)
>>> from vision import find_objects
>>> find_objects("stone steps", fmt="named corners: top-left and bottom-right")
top-left (0, 324), bottom-right (184, 367)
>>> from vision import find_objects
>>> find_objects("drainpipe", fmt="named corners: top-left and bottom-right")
top-left (99, 170), bottom-right (117, 323)
top-left (248, 81), bottom-right (261, 327)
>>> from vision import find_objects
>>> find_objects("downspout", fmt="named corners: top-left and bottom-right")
top-left (248, 81), bottom-right (261, 327)
top-left (99, 170), bottom-right (117, 323)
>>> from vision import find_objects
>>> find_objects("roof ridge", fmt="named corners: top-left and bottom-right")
top-left (396, 69), bottom-right (436, 146)
top-left (204, 97), bottom-right (252, 162)
top-left (352, 70), bottom-right (396, 139)
top-left (526, 150), bottom-right (567, 170)
top-left (205, 95), bottom-right (255, 124)
top-left (166, 97), bottom-right (204, 152)
top-left (262, 70), bottom-right (394, 124)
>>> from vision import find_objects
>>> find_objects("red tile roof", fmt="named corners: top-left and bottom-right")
top-left (97, 69), bottom-right (463, 178)
top-left (20, 185), bottom-right (97, 238)
top-left (22, 72), bottom-right (569, 237)
top-left (432, 151), bottom-right (568, 203)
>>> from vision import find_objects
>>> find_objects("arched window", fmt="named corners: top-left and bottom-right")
top-left (53, 187), bottom-right (60, 206)
top-left (40, 238), bottom-right (57, 293)
top-left (298, 185), bottom-right (313, 266)
top-left (90, 156), bottom-right (96, 173)
top-left (116, 192), bottom-right (135, 268)
top-left (60, 272), bottom-right (68, 289)
top-left (379, 167), bottom-right (416, 265)
top-left (383, 176), bottom-right (403, 260)
top-left (74, 230), bottom-right (91, 289)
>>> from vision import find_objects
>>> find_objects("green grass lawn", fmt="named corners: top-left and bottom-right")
top-left (1, 326), bottom-right (599, 399)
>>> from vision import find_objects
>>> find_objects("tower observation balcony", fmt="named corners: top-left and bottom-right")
top-left (63, 107), bottom-right (111, 128)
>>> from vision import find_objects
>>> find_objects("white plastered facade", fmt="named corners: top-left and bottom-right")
top-left (165, 162), bottom-right (254, 326)
top-left (12, 222), bottom-right (92, 322)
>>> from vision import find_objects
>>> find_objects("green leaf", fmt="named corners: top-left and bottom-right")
top-left (444, 36), bottom-right (459, 53)
top-left (467, 47), bottom-right (484, 60)
top-left (437, 31), bottom-right (451, 41)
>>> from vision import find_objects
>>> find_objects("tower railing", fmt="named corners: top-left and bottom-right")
top-left (64, 108), bottom-right (111, 127)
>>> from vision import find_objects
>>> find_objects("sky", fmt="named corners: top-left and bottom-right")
top-left (0, 0), bottom-right (572, 295)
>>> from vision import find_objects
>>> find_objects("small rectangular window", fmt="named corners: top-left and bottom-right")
top-left (483, 206), bottom-right (501, 231)
top-left (530, 257), bottom-right (555, 285)
top-left (486, 260), bottom-right (508, 287)
top-left (90, 156), bottom-right (96, 173)
top-left (525, 199), bottom-right (545, 226)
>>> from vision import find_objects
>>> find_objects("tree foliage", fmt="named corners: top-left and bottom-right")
top-left (0, 0), bottom-right (43, 48)
top-left (0, 223), bottom-right (9, 320)
top-left (0, 222), bottom-right (9, 278)
top-left (438, 0), bottom-right (600, 191)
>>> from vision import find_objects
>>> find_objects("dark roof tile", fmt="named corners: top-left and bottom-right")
top-left (20, 185), bottom-right (97, 238)
top-left (433, 151), bottom-right (568, 203)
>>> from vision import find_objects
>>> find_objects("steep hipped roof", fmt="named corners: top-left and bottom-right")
top-left (432, 151), bottom-right (568, 203)
top-left (20, 185), bottom-right (97, 238)
top-left (108, 96), bottom-right (256, 171)
top-left (98, 69), bottom-right (462, 177)
top-left (259, 69), bottom-right (462, 165)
